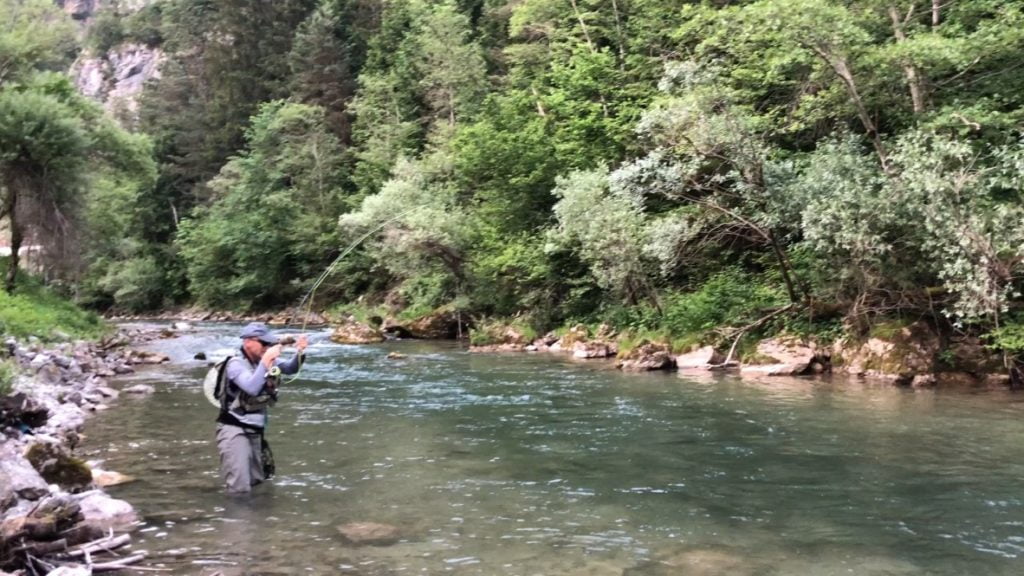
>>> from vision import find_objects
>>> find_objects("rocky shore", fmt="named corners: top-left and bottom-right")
top-left (468, 320), bottom-right (1013, 389)
top-left (0, 326), bottom-right (174, 575)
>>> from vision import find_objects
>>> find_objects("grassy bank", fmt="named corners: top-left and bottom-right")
top-left (0, 258), bottom-right (107, 342)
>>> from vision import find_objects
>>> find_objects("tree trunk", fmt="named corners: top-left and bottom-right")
top-left (809, 43), bottom-right (890, 172)
top-left (3, 185), bottom-right (19, 293)
top-left (888, 6), bottom-right (927, 114)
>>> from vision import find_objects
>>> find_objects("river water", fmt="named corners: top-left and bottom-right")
top-left (79, 323), bottom-right (1024, 575)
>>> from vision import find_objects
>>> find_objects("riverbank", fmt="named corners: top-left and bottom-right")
top-left (121, 306), bottom-right (1016, 390)
top-left (0, 325), bottom-right (178, 574)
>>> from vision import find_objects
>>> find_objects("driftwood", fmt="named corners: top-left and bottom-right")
top-left (91, 551), bottom-right (147, 572)
top-left (62, 533), bottom-right (131, 559)
top-left (4, 528), bottom-right (146, 575)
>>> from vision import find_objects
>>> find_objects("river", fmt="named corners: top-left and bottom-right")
top-left (79, 323), bottom-right (1024, 575)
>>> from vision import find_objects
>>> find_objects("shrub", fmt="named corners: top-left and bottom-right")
top-left (0, 257), bottom-right (106, 341)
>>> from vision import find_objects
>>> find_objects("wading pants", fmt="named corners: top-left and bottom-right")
top-left (216, 423), bottom-right (263, 493)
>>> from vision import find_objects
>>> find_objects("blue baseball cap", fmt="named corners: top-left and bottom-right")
top-left (239, 322), bottom-right (279, 345)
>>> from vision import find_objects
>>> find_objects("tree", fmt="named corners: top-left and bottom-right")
top-left (177, 101), bottom-right (349, 309)
top-left (288, 2), bottom-right (358, 142)
top-left (0, 0), bottom-right (76, 86)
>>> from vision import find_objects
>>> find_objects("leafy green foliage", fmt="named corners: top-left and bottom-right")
top-left (0, 258), bottom-right (105, 341)
top-left (176, 101), bottom-right (350, 310)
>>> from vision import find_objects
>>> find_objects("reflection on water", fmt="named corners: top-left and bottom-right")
top-left (80, 324), bottom-right (1024, 575)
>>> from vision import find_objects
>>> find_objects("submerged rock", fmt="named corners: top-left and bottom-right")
top-left (337, 521), bottom-right (402, 546)
top-left (625, 547), bottom-right (754, 576)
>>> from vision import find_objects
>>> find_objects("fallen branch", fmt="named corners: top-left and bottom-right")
top-left (713, 305), bottom-right (795, 367)
top-left (91, 552), bottom-right (147, 572)
top-left (63, 534), bottom-right (131, 558)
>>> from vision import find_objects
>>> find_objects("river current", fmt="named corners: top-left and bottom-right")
top-left (79, 323), bottom-right (1024, 575)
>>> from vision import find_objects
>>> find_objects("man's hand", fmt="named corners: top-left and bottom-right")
top-left (262, 344), bottom-right (282, 368)
top-left (296, 334), bottom-right (308, 353)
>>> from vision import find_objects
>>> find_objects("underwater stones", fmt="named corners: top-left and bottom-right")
top-left (91, 468), bottom-right (135, 488)
top-left (122, 384), bottom-right (155, 395)
top-left (624, 547), bottom-right (753, 576)
top-left (337, 521), bottom-right (402, 546)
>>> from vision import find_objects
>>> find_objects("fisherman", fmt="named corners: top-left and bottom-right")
top-left (216, 322), bottom-right (307, 493)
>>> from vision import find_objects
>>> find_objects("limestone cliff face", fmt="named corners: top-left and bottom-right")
top-left (57, 0), bottom-right (98, 21)
top-left (63, 0), bottom-right (164, 122)
top-left (72, 43), bottom-right (163, 119)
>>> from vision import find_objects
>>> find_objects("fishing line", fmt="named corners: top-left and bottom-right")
top-left (282, 205), bottom-right (425, 382)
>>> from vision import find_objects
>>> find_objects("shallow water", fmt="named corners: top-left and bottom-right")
top-left (80, 323), bottom-right (1024, 574)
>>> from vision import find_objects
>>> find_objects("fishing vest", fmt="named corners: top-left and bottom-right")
top-left (221, 355), bottom-right (280, 415)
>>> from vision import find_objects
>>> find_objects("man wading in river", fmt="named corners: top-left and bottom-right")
top-left (216, 322), bottom-right (308, 493)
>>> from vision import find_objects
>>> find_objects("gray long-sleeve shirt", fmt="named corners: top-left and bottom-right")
top-left (224, 350), bottom-right (302, 429)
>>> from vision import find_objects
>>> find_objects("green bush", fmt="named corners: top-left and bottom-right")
top-left (0, 258), bottom-right (106, 341)
top-left (661, 270), bottom-right (786, 338)
top-left (87, 10), bottom-right (125, 54)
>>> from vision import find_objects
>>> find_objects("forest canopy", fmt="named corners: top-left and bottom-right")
top-left (5, 0), bottom-right (1024, 352)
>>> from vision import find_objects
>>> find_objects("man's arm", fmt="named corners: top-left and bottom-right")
top-left (274, 335), bottom-right (308, 375)
top-left (225, 358), bottom-right (269, 395)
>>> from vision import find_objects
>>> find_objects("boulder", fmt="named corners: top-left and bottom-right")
top-left (834, 321), bottom-right (940, 384)
top-left (0, 392), bottom-right (49, 429)
top-left (617, 342), bottom-right (676, 371)
top-left (407, 312), bottom-right (468, 340)
top-left (0, 448), bottom-right (50, 504)
top-left (24, 442), bottom-right (93, 493)
top-left (76, 491), bottom-right (137, 529)
top-left (337, 521), bottom-right (402, 546)
top-left (572, 341), bottom-right (615, 359)
top-left (330, 318), bottom-right (385, 344)
top-left (131, 350), bottom-right (170, 364)
top-left (740, 337), bottom-right (819, 377)
top-left (675, 346), bottom-right (725, 370)
top-left (45, 403), bottom-right (86, 433)
top-left (469, 324), bottom-right (530, 352)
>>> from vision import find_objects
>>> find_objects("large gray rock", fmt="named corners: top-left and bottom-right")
top-left (675, 346), bottom-right (725, 370)
top-left (0, 447), bottom-right (50, 504)
top-left (45, 403), bottom-right (87, 433)
top-left (740, 337), bottom-right (819, 377)
top-left (76, 491), bottom-right (137, 529)
top-left (617, 342), bottom-right (676, 371)
top-left (572, 341), bottom-right (615, 359)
